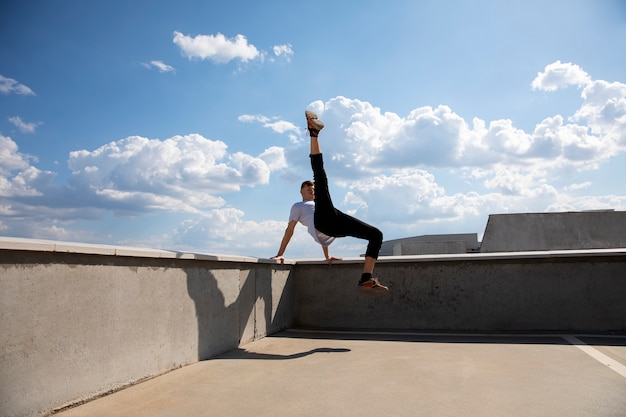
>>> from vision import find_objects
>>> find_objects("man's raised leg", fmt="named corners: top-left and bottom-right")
top-left (305, 110), bottom-right (388, 293)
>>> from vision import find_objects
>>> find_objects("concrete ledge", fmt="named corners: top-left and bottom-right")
top-left (295, 248), bottom-right (626, 264)
top-left (0, 236), bottom-right (294, 264)
top-left (10, 237), bottom-right (622, 266)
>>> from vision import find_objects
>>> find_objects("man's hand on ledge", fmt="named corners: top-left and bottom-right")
top-left (271, 255), bottom-right (285, 264)
top-left (271, 255), bottom-right (344, 265)
top-left (326, 256), bottom-right (343, 265)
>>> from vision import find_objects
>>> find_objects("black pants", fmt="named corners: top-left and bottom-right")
top-left (311, 153), bottom-right (383, 259)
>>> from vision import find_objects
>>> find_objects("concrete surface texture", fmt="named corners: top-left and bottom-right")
top-left (53, 330), bottom-right (626, 417)
top-left (480, 211), bottom-right (626, 252)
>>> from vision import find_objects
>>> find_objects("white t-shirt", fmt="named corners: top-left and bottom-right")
top-left (289, 200), bottom-right (336, 247)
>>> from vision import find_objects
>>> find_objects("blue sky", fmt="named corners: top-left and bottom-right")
top-left (1, 0), bottom-right (626, 258)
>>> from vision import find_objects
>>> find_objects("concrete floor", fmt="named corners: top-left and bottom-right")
top-left (54, 330), bottom-right (626, 417)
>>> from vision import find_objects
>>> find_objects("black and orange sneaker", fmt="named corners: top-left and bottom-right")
top-left (305, 110), bottom-right (324, 137)
top-left (357, 277), bottom-right (389, 293)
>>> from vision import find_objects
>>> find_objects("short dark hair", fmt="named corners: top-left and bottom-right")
top-left (300, 180), bottom-right (314, 189)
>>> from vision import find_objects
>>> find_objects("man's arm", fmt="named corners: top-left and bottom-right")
top-left (271, 220), bottom-right (297, 264)
top-left (322, 245), bottom-right (343, 264)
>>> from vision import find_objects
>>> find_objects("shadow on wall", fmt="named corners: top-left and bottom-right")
top-left (186, 265), bottom-right (293, 361)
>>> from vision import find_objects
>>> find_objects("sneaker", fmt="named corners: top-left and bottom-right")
top-left (357, 277), bottom-right (389, 293)
top-left (305, 110), bottom-right (324, 136)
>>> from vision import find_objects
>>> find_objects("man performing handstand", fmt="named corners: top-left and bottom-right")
top-left (272, 110), bottom-right (389, 292)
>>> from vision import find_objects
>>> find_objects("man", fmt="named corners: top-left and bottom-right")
top-left (272, 110), bottom-right (388, 292)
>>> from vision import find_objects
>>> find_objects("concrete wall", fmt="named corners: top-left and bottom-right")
top-left (381, 233), bottom-right (480, 255)
top-left (393, 240), bottom-right (467, 255)
top-left (3, 237), bottom-right (626, 417)
top-left (480, 211), bottom-right (626, 252)
top-left (294, 250), bottom-right (626, 332)
top-left (0, 238), bottom-right (293, 417)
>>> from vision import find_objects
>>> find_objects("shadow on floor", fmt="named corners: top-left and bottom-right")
top-left (215, 346), bottom-right (351, 360)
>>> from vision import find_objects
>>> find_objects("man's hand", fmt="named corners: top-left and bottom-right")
top-left (322, 246), bottom-right (342, 265)
top-left (271, 255), bottom-right (285, 264)
top-left (326, 256), bottom-right (343, 265)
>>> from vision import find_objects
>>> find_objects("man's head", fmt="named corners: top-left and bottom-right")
top-left (300, 180), bottom-right (315, 201)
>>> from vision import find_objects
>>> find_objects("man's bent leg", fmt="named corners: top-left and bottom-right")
top-left (334, 211), bottom-right (383, 258)
top-left (333, 211), bottom-right (388, 291)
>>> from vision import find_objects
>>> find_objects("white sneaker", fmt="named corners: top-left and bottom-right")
top-left (305, 110), bottom-right (324, 135)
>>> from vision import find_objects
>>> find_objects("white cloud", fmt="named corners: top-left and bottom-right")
top-left (572, 80), bottom-right (626, 146)
top-left (481, 165), bottom-right (558, 198)
top-left (0, 132), bottom-right (286, 230)
top-left (0, 74), bottom-right (35, 95)
top-left (8, 116), bottom-right (40, 134)
top-left (531, 61), bottom-right (592, 92)
top-left (339, 168), bottom-right (445, 221)
top-left (258, 146), bottom-right (287, 171)
top-left (169, 208), bottom-right (284, 253)
top-left (238, 114), bottom-right (267, 123)
top-left (565, 181), bottom-right (592, 191)
top-left (273, 43), bottom-right (293, 57)
top-left (66, 134), bottom-right (283, 212)
top-left (0, 135), bottom-right (56, 199)
top-left (546, 194), bottom-right (626, 212)
top-left (173, 31), bottom-right (260, 64)
top-left (238, 113), bottom-right (299, 134)
top-left (0, 134), bottom-right (31, 175)
top-left (272, 44), bottom-right (293, 62)
top-left (143, 60), bottom-right (175, 73)
top-left (309, 68), bottom-right (625, 175)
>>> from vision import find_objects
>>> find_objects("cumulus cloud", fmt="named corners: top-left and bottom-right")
top-left (339, 168), bottom-right (445, 220)
top-left (66, 134), bottom-right (281, 212)
top-left (308, 64), bottom-right (625, 178)
top-left (0, 134), bottom-right (34, 176)
top-left (0, 134), bottom-right (59, 211)
top-left (3, 131), bottom-right (292, 249)
top-left (0, 133), bottom-right (285, 242)
top-left (173, 31), bottom-right (260, 64)
top-left (572, 81), bottom-right (626, 146)
top-left (258, 146), bottom-right (288, 171)
top-left (531, 61), bottom-right (592, 92)
top-left (0, 74), bottom-right (35, 96)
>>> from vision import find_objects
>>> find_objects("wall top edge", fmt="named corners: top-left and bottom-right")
top-left (0, 236), bottom-right (293, 265)
top-left (3, 236), bottom-right (625, 265)
top-left (295, 248), bottom-right (626, 264)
